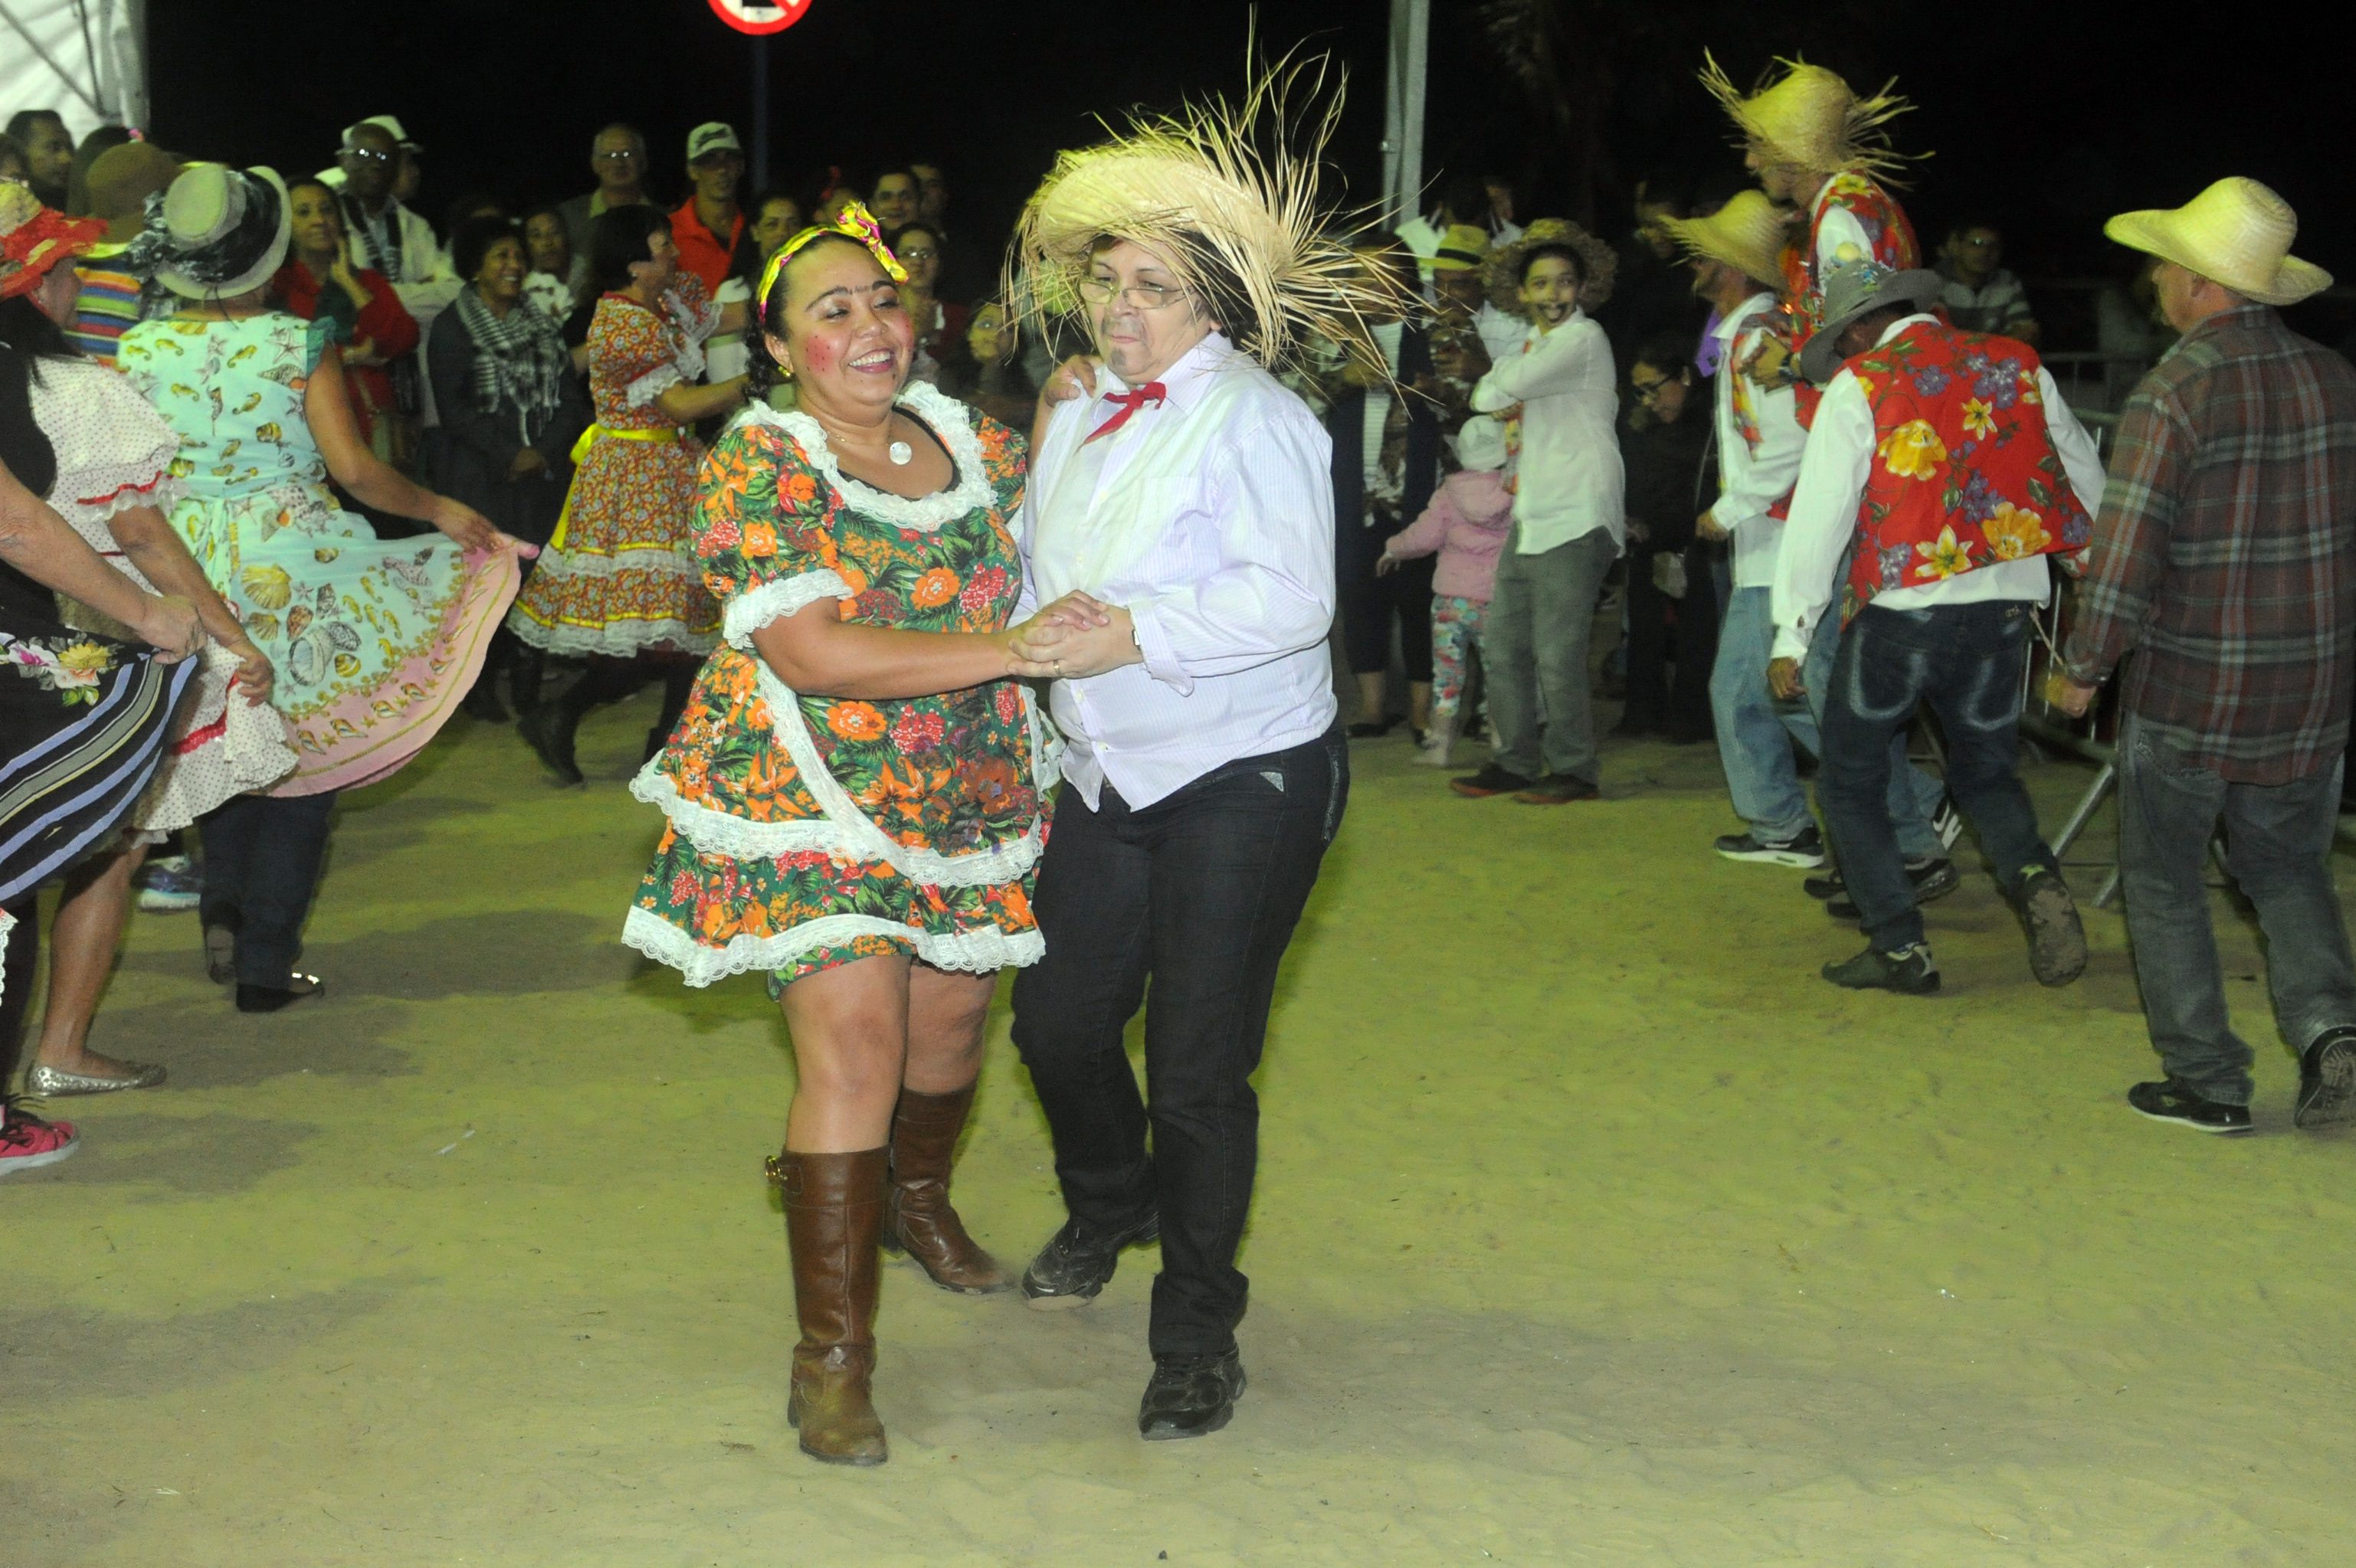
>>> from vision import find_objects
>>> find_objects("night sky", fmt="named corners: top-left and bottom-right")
top-left (147, 0), bottom-right (2351, 339)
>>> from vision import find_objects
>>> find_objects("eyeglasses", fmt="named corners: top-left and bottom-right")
top-left (342, 146), bottom-right (395, 165)
top-left (896, 247), bottom-right (939, 264)
top-left (1630, 375), bottom-right (1678, 402)
top-left (594, 149), bottom-right (643, 163)
top-left (1079, 277), bottom-right (1188, 312)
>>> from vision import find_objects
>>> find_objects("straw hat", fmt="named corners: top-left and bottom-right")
top-left (143, 163), bottom-right (292, 300)
top-left (1798, 262), bottom-right (1941, 385)
top-left (1428, 222), bottom-right (1490, 273)
top-left (0, 178), bottom-right (106, 301)
top-left (1699, 52), bottom-right (1915, 181)
top-left (1484, 218), bottom-right (1617, 315)
top-left (1658, 191), bottom-right (1793, 290)
top-left (1008, 51), bottom-right (1412, 376)
top-left (2104, 178), bottom-right (2331, 308)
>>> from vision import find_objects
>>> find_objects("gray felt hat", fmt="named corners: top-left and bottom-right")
top-left (1799, 262), bottom-right (1942, 385)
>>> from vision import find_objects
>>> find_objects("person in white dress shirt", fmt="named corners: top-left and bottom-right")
top-left (998, 75), bottom-right (1406, 1442)
top-left (1451, 218), bottom-right (1625, 804)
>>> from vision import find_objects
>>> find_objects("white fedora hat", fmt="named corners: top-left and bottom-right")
top-left (2105, 178), bottom-right (2331, 307)
top-left (152, 163), bottom-right (293, 300)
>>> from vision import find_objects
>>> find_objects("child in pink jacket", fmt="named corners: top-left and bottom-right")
top-left (1381, 415), bottom-right (1515, 767)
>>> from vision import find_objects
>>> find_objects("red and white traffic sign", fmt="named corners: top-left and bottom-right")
top-left (706, 0), bottom-right (811, 34)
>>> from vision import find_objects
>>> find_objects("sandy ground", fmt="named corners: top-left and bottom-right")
top-left (7, 689), bottom-right (2355, 1567)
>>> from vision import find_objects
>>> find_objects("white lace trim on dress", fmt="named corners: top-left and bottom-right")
top-left (730, 380), bottom-right (991, 535)
top-left (622, 904), bottom-right (1042, 989)
top-left (526, 542), bottom-right (706, 581)
top-left (722, 570), bottom-right (853, 648)
top-left (505, 612), bottom-right (718, 658)
top-left (621, 364), bottom-right (684, 410)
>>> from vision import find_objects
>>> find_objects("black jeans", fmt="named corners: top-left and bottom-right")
top-left (2, 895), bottom-right (36, 1085)
top-left (2118, 714), bottom-right (2356, 1105)
top-left (1818, 601), bottom-right (2056, 951)
top-left (197, 791), bottom-right (339, 987)
top-left (1011, 729), bottom-right (1348, 1357)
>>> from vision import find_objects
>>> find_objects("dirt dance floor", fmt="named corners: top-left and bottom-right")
top-left (8, 690), bottom-right (2354, 1566)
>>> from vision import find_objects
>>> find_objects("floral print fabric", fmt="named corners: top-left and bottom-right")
top-left (1840, 323), bottom-right (2092, 623)
top-left (624, 385), bottom-right (1050, 988)
top-left (116, 313), bottom-right (518, 794)
top-left (506, 280), bottom-right (720, 657)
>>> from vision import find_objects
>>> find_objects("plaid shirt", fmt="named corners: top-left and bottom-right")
top-left (2062, 304), bottom-right (2356, 784)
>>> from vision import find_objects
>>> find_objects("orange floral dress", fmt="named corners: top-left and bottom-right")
top-left (622, 381), bottom-right (1053, 990)
top-left (506, 277), bottom-right (721, 656)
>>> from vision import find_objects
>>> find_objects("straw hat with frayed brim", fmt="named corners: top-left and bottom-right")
top-left (2104, 177), bottom-right (2331, 308)
top-left (1799, 263), bottom-right (1941, 385)
top-left (153, 163), bottom-right (292, 300)
top-left (1659, 190), bottom-right (1793, 291)
top-left (1008, 48), bottom-right (1414, 378)
top-left (1699, 51), bottom-right (1918, 183)
top-left (1484, 218), bottom-right (1617, 316)
top-left (1427, 223), bottom-right (1491, 272)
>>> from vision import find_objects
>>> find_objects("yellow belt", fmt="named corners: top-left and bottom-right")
top-left (552, 424), bottom-right (683, 549)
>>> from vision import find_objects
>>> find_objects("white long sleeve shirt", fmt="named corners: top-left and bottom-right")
top-left (1770, 315), bottom-right (2109, 662)
top-left (1470, 307), bottom-right (1624, 554)
top-left (1710, 293), bottom-right (1806, 589)
top-left (1018, 332), bottom-right (1338, 810)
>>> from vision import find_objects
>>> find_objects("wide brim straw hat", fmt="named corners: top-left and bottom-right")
top-left (1484, 218), bottom-right (1617, 315)
top-left (1007, 49), bottom-right (1414, 378)
top-left (1658, 190), bottom-right (1794, 291)
top-left (151, 163), bottom-right (292, 300)
top-left (0, 178), bottom-right (106, 301)
top-left (1798, 262), bottom-right (1942, 385)
top-left (1699, 51), bottom-right (1915, 182)
top-left (2104, 177), bottom-right (2331, 308)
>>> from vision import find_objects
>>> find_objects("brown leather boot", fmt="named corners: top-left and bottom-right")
top-left (768, 1147), bottom-right (890, 1466)
top-left (882, 1084), bottom-right (1012, 1295)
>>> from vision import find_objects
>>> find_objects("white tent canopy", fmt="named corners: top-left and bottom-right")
top-left (1, 0), bottom-right (149, 139)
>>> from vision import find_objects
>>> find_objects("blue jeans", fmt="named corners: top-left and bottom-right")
top-left (1817, 601), bottom-right (2054, 951)
top-left (2117, 713), bottom-right (2356, 1105)
top-left (1802, 605), bottom-right (1946, 861)
top-left (1709, 588), bottom-right (1945, 850)
top-left (1710, 586), bottom-right (1820, 840)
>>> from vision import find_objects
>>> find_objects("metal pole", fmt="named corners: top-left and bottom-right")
top-left (1380, 0), bottom-right (1430, 230)
top-left (750, 34), bottom-right (770, 192)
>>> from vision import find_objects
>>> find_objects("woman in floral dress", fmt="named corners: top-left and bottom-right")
top-left (115, 163), bottom-right (529, 1012)
top-left (622, 208), bottom-right (1076, 1467)
top-left (510, 205), bottom-right (747, 781)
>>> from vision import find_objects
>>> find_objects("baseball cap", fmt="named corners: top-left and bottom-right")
top-left (686, 123), bottom-right (743, 162)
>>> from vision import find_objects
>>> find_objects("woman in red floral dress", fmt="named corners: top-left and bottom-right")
top-left (624, 208), bottom-right (1081, 1467)
top-left (509, 205), bottom-right (748, 779)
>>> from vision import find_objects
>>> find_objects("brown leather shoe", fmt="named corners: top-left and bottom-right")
top-left (883, 1084), bottom-right (1012, 1294)
top-left (768, 1147), bottom-right (890, 1466)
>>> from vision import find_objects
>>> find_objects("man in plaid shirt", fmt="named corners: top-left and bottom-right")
top-left (2054, 178), bottom-right (2356, 1134)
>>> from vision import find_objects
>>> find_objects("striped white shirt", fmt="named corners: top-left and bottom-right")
top-left (1018, 332), bottom-right (1339, 810)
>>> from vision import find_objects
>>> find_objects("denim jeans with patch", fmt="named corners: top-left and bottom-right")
top-left (1817, 601), bottom-right (2054, 951)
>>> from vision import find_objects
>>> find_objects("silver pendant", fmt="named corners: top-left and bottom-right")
top-left (888, 440), bottom-right (913, 465)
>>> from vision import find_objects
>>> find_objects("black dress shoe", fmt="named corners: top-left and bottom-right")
top-left (237, 973), bottom-right (324, 1014)
top-left (1020, 1212), bottom-right (1158, 1310)
top-left (518, 705), bottom-right (584, 785)
top-left (1139, 1349), bottom-right (1246, 1440)
top-left (1345, 718), bottom-right (1398, 738)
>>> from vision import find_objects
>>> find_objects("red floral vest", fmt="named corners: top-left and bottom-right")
top-left (1837, 322), bottom-right (2092, 624)
top-left (1787, 172), bottom-right (1921, 429)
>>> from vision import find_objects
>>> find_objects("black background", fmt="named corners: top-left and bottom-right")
top-left (146, 0), bottom-right (2351, 336)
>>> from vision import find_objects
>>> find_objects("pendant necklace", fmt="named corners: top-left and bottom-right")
top-left (888, 440), bottom-right (913, 465)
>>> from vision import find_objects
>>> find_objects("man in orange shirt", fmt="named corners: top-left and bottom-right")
top-left (670, 123), bottom-right (747, 296)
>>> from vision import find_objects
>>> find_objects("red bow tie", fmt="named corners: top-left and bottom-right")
top-left (1085, 381), bottom-right (1167, 444)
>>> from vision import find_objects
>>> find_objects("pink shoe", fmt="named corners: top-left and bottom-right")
top-left (0, 1098), bottom-right (80, 1175)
